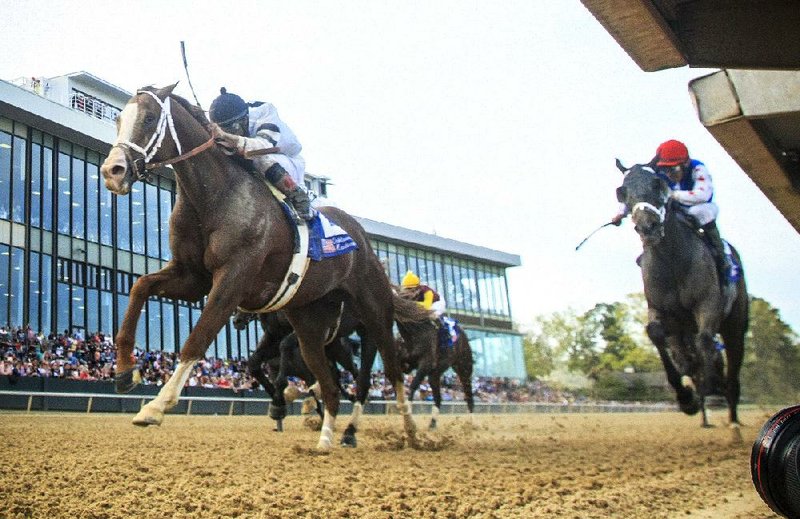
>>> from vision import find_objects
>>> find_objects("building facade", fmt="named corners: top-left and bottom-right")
top-left (0, 71), bottom-right (525, 378)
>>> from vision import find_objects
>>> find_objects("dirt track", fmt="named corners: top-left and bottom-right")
top-left (0, 408), bottom-right (781, 518)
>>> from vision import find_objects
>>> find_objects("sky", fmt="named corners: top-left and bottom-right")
top-left (2, 0), bottom-right (800, 333)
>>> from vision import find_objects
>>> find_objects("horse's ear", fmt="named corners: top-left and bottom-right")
top-left (615, 158), bottom-right (627, 173)
top-left (156, 82), bottom-right (180, 100)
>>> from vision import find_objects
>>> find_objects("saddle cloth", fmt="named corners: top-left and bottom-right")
top-left (307, 212), bottom-right (359, 261)
top-left (439, 316), bottom-right (459, 349)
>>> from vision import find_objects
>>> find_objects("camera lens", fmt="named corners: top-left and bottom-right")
top-left (751, 404), bottom-right (800, 518)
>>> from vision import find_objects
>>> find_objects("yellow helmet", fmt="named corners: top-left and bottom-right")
top-left (401, 270), bottom-right (420, 287)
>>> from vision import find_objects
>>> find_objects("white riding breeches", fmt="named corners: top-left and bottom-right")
top-left (685, 202), bottom-right (719, 226)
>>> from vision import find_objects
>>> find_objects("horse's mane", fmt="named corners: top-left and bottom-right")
top-left (169, 92), bottom-right (211, 128)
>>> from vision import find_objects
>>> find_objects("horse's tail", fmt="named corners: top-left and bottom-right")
top-left (392, 289), bottom-right (436, 324)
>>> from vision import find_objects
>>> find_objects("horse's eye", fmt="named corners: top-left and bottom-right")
top-left (143, 115), bottom-right (156, 125)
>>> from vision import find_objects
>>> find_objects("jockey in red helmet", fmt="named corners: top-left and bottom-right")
top-left (208, 88), bottom-right (313, 221)
top-left (612, 140), bottom-right (729, 280)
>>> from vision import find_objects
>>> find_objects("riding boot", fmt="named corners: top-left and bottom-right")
top-left (264, 163), bottom-right (313, 221)
top-left (701, 221), bottom-right (728, 283)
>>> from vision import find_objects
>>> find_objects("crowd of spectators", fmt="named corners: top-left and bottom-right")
top-left (0, 324), bottom-right (576, 404)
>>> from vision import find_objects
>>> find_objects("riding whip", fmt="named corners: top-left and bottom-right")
top-left (575, 222), bottom-right (616, 251)
top-left (180, 41), bottom-right (203, 109)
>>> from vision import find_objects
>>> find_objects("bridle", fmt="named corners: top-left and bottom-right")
top-left (115, 90), bottom-right (214, 181)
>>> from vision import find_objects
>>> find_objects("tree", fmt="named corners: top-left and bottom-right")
top-left (522, 334), bottom-right (555, 380)
top-left (741, 297), bottom-right (800, 404)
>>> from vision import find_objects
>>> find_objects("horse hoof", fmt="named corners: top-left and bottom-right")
top-left (428, 419), bottom-right (437, 431)
top-left (114, 366), bottom-right (141, 394)
top-left (269, 403), bottom-right (287, 421)
top-left (132, 410), bottom-right (162, 427)
top-left (316, 438), bottom-right (333, 451)
top-left (340, 434), bottom-right (357, 448)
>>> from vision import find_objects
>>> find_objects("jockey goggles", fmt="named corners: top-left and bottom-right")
top-left (219, 117), bottom-right (248, 136)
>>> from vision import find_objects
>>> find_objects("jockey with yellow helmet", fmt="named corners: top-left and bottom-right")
top-left (401, 271), bottom-right (446, 317)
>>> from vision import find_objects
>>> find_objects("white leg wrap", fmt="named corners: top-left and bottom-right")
top-left (317, 412), bottom-right (336, 450)
top-left (349, 402), bottom-right (363, 429)
top-left (681, 375), bottom-right (695, 390)
top-left (156, 360), bottom-right (196, 410)
top-left (431, 405), bottom-right (440, 420)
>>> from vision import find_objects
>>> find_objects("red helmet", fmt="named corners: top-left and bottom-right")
top-left (655, 140), bottom-right (689, 166)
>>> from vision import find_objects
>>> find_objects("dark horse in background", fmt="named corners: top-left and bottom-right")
top-left (615, 163), bottom-right (748, 427)
top-left (236, 294), bottom-right (434, 440)
top-left (100, 84), bottom-right (418, 450)
top-left (233, 310), bottom-right (361, 432)
top-left (394, 291), bottom-right (475, 430)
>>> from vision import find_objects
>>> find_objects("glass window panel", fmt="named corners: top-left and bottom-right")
top-left (57, 152), bottom-right (70, 234)
top-left (0, 245), bottom-right (8, 325)
top-left (395, 253), bottom-right (407, 285)
top-left (31, 143), bottom-right (41, 228)
top-left (72, 285), bottom-right (85, 334)
top-left (148, 298), bottom-right (161, 351)
top-left (178, 304), bottom-right (190, 350)
top-left (159, 187), bottom-right (172, 260)
top-left (100, 290), bottom-right (113, 336)
top-left (71, 156), bottom-right (85, 239)
top-left (116, 193), bottom-right (130, 250)
top-left (0, 131), bottom-right (11, 220)
top-left (100, 169), bottom-right (113, 245)
top-left (131, 185), bottom-right (145, 254)
top-left (9, 247), bottom-right (23, 326)
top-left (29, 252), bottom-right (40, 331)
top-left (11, 137), bottom-right (26, 223)
top-left (87, 288), bottom-right (99, 334)
top-left (215, 324), bottom-right (228, 359)
top-left (57, 282), bottom-right (70, 334)
top-left (162, 300), bottom-right (175, 353)
top-left (145, 183), bottom-right (160, 258)
top-left (41, 254), bottom-right (52, 334)
top-left (86, 162), bottom-right (99, 242)
top-left (42, 144), bottom-right (53, 231)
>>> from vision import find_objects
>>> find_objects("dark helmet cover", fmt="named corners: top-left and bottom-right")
top-left (209, 87), bottom-right (248, 125)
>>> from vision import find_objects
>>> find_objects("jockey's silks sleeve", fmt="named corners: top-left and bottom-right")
top-left (240, 102), bottom-right (303, 158)
top-left (672, 163), bottom-right (714, 205)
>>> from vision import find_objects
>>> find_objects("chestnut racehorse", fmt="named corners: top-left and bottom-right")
top-left (100, 84), bottom-right (417, 450)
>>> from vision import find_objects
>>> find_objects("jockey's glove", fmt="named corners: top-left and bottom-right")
top-left (209, 124), bottom-right (245, 156)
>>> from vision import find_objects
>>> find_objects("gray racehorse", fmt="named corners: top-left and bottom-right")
top-left (615, 163), bottom-right (749, 427)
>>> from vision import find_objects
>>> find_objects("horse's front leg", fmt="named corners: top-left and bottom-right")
top-left (694, 308), bottom-right (724, 427)
top-left (115, 261), bottom-right (208, 393)
top-left (132, 267), bottom-right (246, 427)
top-left (646, 320), bottom-right (699, 416)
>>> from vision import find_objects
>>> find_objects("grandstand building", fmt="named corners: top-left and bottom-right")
top-left (0, 71), bottom-right (524, 379)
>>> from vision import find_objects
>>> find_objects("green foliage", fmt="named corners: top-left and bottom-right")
top-left (741, 297), bottom-right (800, 404)
top-left (522, 334), bottom-right (555, 380)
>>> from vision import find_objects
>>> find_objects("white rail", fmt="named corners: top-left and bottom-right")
top-left (0, 390), bottom-right (676, 416)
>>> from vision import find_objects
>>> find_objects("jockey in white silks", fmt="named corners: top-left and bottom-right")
top-left (208, 87), bottom-right (312, 221)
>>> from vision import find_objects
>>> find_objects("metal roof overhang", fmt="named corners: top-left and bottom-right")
top-left (580, 0), bottom-right (800, 232)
